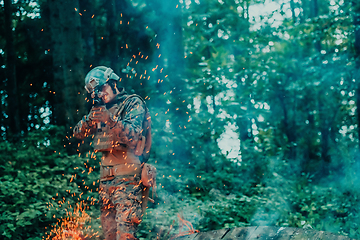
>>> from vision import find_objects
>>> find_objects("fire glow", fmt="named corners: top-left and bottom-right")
top-left (44, 202), bottom-right (98, 240)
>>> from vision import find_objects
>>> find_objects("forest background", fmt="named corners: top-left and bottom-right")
top-left (1, 0), bottom-right (360, 239)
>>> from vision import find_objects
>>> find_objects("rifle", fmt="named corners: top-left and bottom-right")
top-left (91, 88), bottom-right (104, 132)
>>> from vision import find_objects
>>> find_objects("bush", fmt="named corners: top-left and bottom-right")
top-left (2, 126), bottom-right (359, 239)
top-left (0, 126), bottom-right (100, 240)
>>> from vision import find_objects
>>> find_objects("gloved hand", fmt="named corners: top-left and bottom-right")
top-left (88, 106), bottom-right (117, 126)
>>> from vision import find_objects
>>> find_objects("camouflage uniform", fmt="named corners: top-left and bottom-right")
top-left (73, 88), bottom-right (147, 151)
top-left (74, 88), bottom-right (147, 240)
top-left (99, 175), bottom-right (143, 240)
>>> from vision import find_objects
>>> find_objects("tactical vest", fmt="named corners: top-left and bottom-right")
top-left (93, 94), bottom-right (152, 163)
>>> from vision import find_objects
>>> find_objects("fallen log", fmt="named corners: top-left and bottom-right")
top-left (175, 226), bottom-right (355, 240)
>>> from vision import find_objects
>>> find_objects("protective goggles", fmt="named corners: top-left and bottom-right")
top-left (85, 77), bottom-right (100, 93)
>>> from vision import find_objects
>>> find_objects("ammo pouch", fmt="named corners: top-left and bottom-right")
top-left (141, 163), bottom-right (156, 213)
top-left (93, 124), bottom-right (128, 152)
top-left (141, 163), bottom-right (156, 188)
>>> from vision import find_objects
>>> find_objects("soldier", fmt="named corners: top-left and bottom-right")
top-left (73, 66), bottom-right (154, 240)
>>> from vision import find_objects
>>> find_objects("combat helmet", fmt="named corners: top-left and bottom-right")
top-left (84, 66), bottom-right (120, 93)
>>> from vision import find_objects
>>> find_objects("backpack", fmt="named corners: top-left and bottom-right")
top-left (117, 94), bottom-right (157, 208)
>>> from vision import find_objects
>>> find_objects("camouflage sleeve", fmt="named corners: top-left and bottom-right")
top-left (111, 97), bottom-right (145, 148)
top-left (73, 114), bottom-right (96, 139)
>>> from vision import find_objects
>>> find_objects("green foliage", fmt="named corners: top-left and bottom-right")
top-left (139, 156), bottom-right (360, 239)
top-left (2, 0), bottom-right (360, 239)
top-left (0, 126), bottom-right (100, 239)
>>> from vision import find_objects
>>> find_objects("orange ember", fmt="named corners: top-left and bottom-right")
top-left (44, 202), bottom-right (99, 240)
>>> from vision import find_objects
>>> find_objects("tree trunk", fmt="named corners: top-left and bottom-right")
top-left (312, 0), bottom-right (319, 17)
top-left (48, 0), bottom-right (86, 131)
top-left (353, 0), bottom-right (360, 149)
top-left (278, 91), bottom-right (296, 160)
top-left (151, 0), bottom-right (189, 160)
top-left (4, 0), bottom-right (21, 141)
top-left (151, 0), bottom-right (185, 93)
top-left (105, 0), bottom-right (121, 73)
top-left (310, 0), bottom-right (321, 51)
top-left (290, 0), bottom-right (297, 24)
top-left (79, 0), bottom-right (95, 68)
top-left (236, 0), bottom-right (252, 157)
top-left (310, 0), bottom-right (330, 164)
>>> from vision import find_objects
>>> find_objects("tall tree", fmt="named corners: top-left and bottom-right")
top-left (79, 0), bottom-right (96, 68)
top-left (310, 0), bottom-right (321, 52)
top-left (234, 0), bottom-right (258, 161)
top-left (290, 0), bottom-right (297, 23)
top-left (310, 0), bottom-right (330, 165)
top-left (48, 0), bottom-right (85, 130)
top-left (4, 0), bottom-right (20, 140)
top-left (104, 0), bottom-right (121, 73)
top-left (145, 0), bottom-right (189, 161)
top-left (147, 0), bottom-right (185, 94)
top-left (353, 0), bottom-right (360, 148)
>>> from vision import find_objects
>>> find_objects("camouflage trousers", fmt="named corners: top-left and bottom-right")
top-left (99, 175), bottom-right (143, 240)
